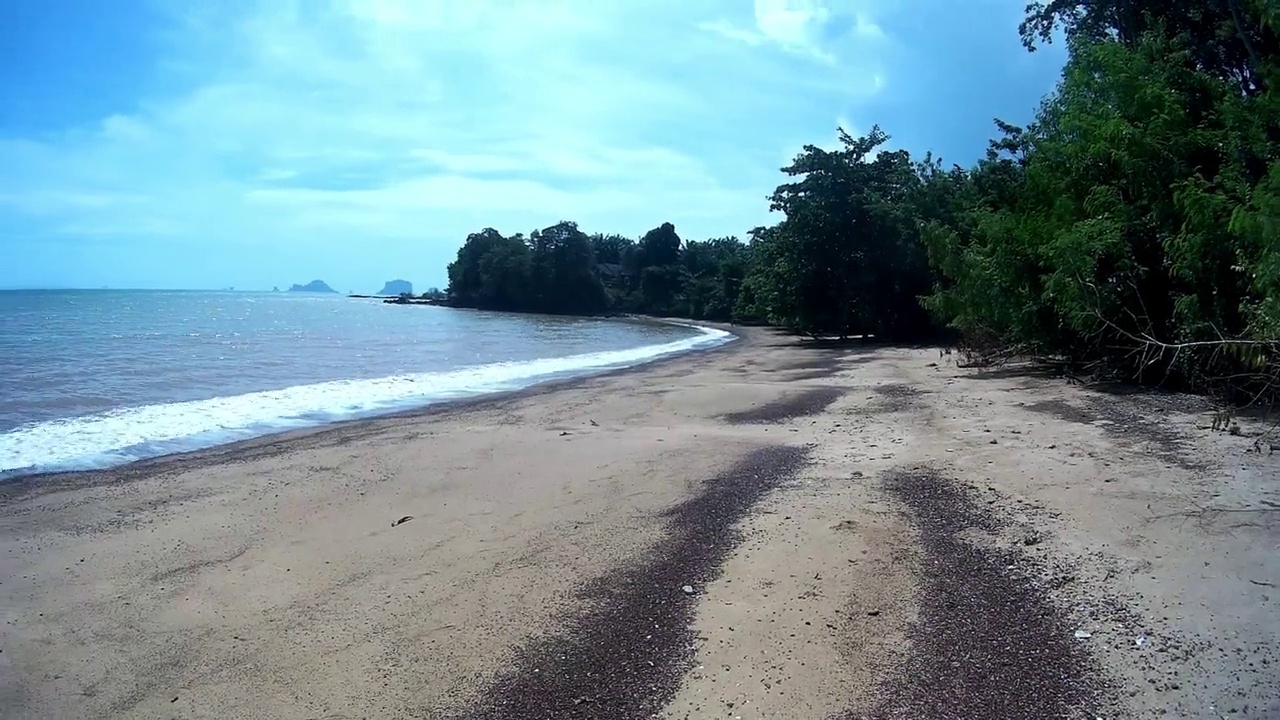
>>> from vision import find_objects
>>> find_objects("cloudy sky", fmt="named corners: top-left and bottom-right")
top-left (2, 0), bottom-right (1065, 292)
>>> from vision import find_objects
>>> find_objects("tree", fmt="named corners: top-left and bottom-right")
top-left (637, 222), bottom-right (682, 268)
top-left (447, 229), bottom-right (532, 311)
top-left (742, 127), bottom-right (935, 340)
top-left (590, 233), bottom-right (634, 266)
top-left (528, 221), bottom-right (608, 314)
top-left (1020, 0), bottom-right (1277, 94)
top-left (927, 16), bottom-right (1279, 396)
top-left (679, 237), bottom-right (749, 320)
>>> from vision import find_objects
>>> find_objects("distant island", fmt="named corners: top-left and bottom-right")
top-left (288, 280), bottom-right (337, 293)
top-left (378, 279), bottom-right (413, 296)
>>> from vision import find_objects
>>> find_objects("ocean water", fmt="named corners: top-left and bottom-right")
top-left (0, 290), bottom-right (732, 478)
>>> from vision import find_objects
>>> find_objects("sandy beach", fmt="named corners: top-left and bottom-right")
top-left (2, 327), bottom-right (1277, 719)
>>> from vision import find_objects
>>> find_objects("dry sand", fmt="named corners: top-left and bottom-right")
top-left (1, 327), bottom-right (1277, 719)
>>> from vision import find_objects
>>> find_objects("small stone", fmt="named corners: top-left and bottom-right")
top-left (682, 585), bottom-right (695, 595)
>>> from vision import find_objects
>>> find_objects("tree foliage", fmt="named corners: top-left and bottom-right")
top-left (443, 0), bottom-right (1279, 400)
top-left (738, 127), bottom-right (937, 340)
top-left (929, 0), bottom-right (1280, 398)
top-left (446, 221), bottom-right (752, 322)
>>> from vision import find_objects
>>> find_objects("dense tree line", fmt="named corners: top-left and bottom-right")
top-left (920, 0), bottom-right (1280, 399)
top-left (443, 0), bottom-right (1278, 399)
top-left (445, 220), bottom-right (753, 322)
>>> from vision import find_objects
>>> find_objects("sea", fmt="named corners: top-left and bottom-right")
top-left (0, 290), bottom-right (732, 479)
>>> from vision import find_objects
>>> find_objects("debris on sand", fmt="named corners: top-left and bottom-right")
top-left (859, 472), bottom-right (1101, 719)
top-left (456, 446), bottom-right (810, 720)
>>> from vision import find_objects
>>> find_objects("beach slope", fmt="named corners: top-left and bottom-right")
top-left (1, 329), bottom-right (1276, 718)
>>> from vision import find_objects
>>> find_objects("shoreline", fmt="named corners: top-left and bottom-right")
top-left (2, 328), bottom-right (1275, 718)
top-left (0, 320), bottom-right (740, 495)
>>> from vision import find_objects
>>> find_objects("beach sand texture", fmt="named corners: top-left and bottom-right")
top-left (2, 328), bottom-right (1277, 719)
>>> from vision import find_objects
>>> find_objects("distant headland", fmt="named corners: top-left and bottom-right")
top-left (288, 280), bottom-right (338, 293)
top-left (378, 279), bottom-right (413, 296)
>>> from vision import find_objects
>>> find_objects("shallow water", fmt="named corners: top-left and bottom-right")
top-left (0, 290), bottom-right (730, 477)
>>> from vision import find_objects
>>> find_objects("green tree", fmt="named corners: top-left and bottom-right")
top-left (679, 236), bottom-right (749, 320)
top-left (1020, 0), bottom-right (1276, 94)
top-left (634, 222), bottom-right (685, 313)
top-left (589, 233), bottom-right (634, 266)
top-left (743, 127), bottom-right (935, 340)
top-left (637, 222), bottom-right (682, 268)
top-left (447, 228), bottom-right (533, 311)
top-left (927, 17), bottom-right (1278, 394)
top-left (528, 221), bottom-right (609, 314)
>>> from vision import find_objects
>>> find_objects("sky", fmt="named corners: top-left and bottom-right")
top-left (1, 0), bottom-right (1067, 292)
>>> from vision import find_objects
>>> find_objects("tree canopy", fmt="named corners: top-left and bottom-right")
top-left (444, 220), bottom-right (751, 322)
top-left (925, 2), bottom-right (1279, 399)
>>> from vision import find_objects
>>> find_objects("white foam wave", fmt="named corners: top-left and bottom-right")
top-left (1, 324), bottom-right (733, 478)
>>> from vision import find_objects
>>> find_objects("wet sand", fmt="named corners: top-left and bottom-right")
top-left (2, 328), bottom-right (1277, 719)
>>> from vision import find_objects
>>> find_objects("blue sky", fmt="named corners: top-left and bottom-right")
top-left (1, 0), bottom-right (1066, 292)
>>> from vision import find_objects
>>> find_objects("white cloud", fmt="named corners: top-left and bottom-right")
top-left (99, 115), bottom-right (153, 143)
top-left (697, 19), bottom-right (767, 47)
top-left (699, 0), bottom-right (887, 65)
top-left (2, 0), bottom-right (899, 286)
top-left (755, 0), bottom-right (827, 46)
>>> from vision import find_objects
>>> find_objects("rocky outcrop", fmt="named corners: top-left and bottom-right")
top-left (378, 279), bottom-right (413, 296)
top-left (288, 280), bottom-right (338, 293)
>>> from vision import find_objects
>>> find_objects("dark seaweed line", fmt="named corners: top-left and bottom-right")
top-left (451, 445), bottom-right (810, 720)
top-left (858, 471), bottom-right (1102, 720)
top-left (722, 387), bottom-right (846, 424)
